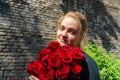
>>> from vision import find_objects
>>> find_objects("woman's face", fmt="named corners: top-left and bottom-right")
top-left (57, 17), bottom-right (80, 46)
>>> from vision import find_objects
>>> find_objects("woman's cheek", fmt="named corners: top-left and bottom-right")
top-left (70, 36), bottom-right (79, 46)
top-left (68, 36), bottom-right (75, 45)
top-left (57, 31), bottom-right (60, 38)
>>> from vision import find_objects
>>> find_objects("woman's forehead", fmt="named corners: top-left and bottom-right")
top-left (60, 17), bottom-right (79, 29)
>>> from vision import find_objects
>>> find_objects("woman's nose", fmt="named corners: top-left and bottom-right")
top-left (62, 30), bottom-right (68, 37)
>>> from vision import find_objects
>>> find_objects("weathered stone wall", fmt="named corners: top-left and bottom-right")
top-left (0, 0), bottom-right (120, 79)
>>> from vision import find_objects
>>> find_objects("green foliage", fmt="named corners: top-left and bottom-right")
top-left (83, 43), bottom-right (120, 80)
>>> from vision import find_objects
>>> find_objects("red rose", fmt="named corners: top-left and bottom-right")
top-left (71, 62), bottom-right (82, 75)
top-left (56, 64), bottom-right (70, 80)
top-left (47, 41), bottom-right (60, 52)
top-left (73, 47), bottom-right (85, 60)
top-left (26, 60), bottom-right (43, 77)
top-left (41, 55), bottom-right (49, 65)
top-left (59, 46), bottom-right (73, 63)
top-left (38, 67), bottom-right (55, 80)
top-left (26, 42), bottom-right (85, 80)
top-left (48, 53), bottom-right (61, 68)
top-left (38, 48), bottom-right (51, 60)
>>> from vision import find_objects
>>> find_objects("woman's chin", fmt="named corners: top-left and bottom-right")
top-left (59, 42), bottom-right (68, 46)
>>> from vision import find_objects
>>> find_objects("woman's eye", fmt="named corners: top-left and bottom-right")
top-left (70, 31), bottom-right (75, 35)
top-left (69, 30), bottom-right (76, 35)
top-left (58, 26), bottom-right (64, 31)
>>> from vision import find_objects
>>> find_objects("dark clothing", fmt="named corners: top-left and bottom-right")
top-left (81, 53), bottom-right (100, 80)
top-left (68, 53), bottom-right (100, 80)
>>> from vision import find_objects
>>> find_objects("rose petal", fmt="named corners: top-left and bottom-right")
top-left (56, 65), bottom-right (70, 80)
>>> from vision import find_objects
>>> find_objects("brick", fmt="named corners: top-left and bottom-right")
top-left (0, 71), bottom-right (3, 77)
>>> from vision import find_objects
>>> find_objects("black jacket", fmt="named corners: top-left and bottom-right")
top-left (80, 53), bottom-right (100, 80)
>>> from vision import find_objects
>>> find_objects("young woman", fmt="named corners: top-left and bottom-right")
top-left (28, 11), bottom-right (100, 80)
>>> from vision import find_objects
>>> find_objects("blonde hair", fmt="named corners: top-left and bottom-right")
top-left (57, 11), bottom-right (88, 48)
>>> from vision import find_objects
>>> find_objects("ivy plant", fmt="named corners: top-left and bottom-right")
top-left (83, 43), bottom-right (120, 80)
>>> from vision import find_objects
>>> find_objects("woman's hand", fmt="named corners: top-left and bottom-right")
top-left (29, 75), bottom-right (39, 80)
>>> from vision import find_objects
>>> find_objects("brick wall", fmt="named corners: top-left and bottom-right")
top-left (0, 0), bottom-right (120, 79)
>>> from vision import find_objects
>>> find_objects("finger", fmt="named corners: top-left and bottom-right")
top-left (31, 76), bottom-right (39, 80)
top-left (28, 76), bottom-right (33, 80)
top-left (29, 75), bottom-right (39, 80)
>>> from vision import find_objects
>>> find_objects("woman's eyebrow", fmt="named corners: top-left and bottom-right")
top-left (59, 24), bottom-right (64, 27)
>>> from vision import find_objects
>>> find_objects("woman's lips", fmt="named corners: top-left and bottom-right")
top-left (59, 38), bottom-right (68, 44)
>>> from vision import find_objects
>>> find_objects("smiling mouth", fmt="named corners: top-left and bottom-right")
top-left (59, 38), bottom-right (68, 44)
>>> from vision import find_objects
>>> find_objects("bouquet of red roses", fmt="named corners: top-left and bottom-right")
top-left (26, 41), bottom-right (85, 80)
